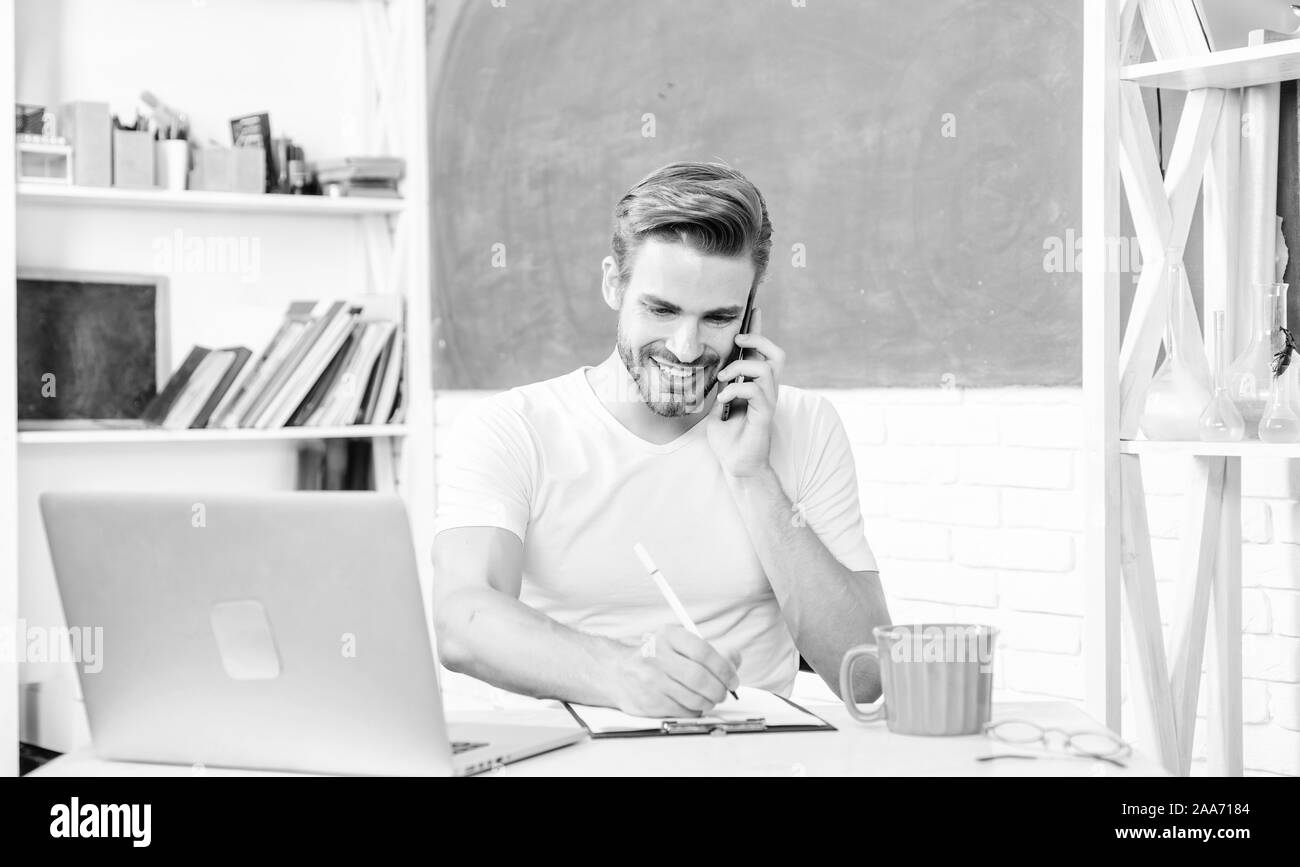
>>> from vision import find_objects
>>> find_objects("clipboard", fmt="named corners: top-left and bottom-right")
top-left (562, 688), bottom-right (836, 738)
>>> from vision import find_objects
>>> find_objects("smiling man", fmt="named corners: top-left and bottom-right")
top-left (432, 161), bottom-right (890, 717)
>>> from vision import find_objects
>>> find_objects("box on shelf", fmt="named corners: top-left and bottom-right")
top-left (56, 101), bottom-right (111, 187)
top-left (16, 136), bottom-right (72, 185)
top-left (112, 128), bottom-right (155, 189)
top-left (189, 146), bottom-right (264, 194)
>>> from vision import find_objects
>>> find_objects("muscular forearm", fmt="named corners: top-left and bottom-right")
top-left (434, 586), bottom-right (629, 706)
top-left (725, 466), bottom-right (891, 700)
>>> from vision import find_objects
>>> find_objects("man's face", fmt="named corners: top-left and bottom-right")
top-left (614, 238), bottom-right (756, 418)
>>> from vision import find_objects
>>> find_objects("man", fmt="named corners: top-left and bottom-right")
top-left (432, 161), bottom-right (890, 717)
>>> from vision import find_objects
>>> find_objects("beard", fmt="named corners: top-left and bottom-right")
top-left (616, 322), bottom-right (720, 418)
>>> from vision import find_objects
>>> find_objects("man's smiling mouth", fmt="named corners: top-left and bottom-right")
top-left (650, 357), bottom-right (706, 380)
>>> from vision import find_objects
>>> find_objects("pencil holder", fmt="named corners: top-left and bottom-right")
top-left (154, 140), bottom-right (189, 191)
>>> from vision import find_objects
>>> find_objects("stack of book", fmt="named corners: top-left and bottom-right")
top-left (141, 298), bottom-right (405, 430)
top-left (314, 156), bottom-right (405, 198)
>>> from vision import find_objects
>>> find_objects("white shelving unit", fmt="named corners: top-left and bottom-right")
top-left (1121, 36), bottom-right (1300, 90)
top-left (1082, 0), bottom-right (1300, 776)
top-left (1120, 440), bottom-right (1300, 458)
top-left (18, 182), bottom-right (408, 215)
top-left (0, 0), bottom-right (434, 771)
top-left (16, 424), bottom-right (411, 446)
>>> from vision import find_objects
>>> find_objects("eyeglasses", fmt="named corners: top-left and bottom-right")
top-left (979, 719), bottom-right (1132, 768)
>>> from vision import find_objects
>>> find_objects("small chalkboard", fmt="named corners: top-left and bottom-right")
top-left (17, 270), bottom-right (170, 423)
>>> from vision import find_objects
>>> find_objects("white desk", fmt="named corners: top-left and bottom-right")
top-left (29, 673), bottom-right (1167, 777)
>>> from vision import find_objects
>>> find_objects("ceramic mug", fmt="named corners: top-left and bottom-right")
top-left (840, 623), bottom-right (998, 736)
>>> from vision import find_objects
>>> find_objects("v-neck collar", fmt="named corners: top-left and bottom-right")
top-left (572, 367), bottom-right (710, 455)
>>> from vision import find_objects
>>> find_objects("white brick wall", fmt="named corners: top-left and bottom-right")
top-left (951, 527), bottom-right (1075, 572)
top-left (434, 385), bottom-right (1300, 776)
top-left (959, 446), bottom-right (1074, 489)
top-left (1001, 488), bottom-right (1082, 532)
top-left (1271, 590), bottom-right (1300, 636)
top-left (1272, 682), bottom-right (1300, 730)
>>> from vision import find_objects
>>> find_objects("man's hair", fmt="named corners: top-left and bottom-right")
top-left (610, 161), bottom-right (773, 298)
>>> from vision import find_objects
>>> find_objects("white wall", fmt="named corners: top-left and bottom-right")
top-left (435, 385), bottom-right (1300, 777)
top-left (15, 0), bottom-right (370, 157)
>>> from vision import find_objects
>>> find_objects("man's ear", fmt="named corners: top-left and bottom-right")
top-left (600, 256), bottom-right (623, 311)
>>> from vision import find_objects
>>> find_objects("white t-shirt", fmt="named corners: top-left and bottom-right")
top-left (434, 366), bottom-right (878, 696)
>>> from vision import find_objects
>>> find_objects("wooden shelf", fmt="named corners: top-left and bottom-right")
top-left (18, 183), bottom-right (405, 216)
top-left (17, 424), bottom-right (409, 446)
top-left (1121, 39), bottom-right (1300, 90)
top-left (1119, 439), bottom-right (1300, 458)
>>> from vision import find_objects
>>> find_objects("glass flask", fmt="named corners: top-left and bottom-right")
top-left (1259, 342), bottom-right (1300, 442)
top-left (1140, 251), bottom-right (1212, 441)
top-left (1226, 282), bottom-right (1290, 437)
top-left (1199, 311), bottom-right (1245, 442)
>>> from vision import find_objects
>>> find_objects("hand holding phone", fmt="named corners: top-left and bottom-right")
top-left (719, 287), bottom-right (759, 422)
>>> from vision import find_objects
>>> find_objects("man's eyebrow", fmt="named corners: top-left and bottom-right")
top-left (640, 294), bottom-right (745, 316)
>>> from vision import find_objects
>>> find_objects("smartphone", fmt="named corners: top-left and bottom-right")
top-left (719, 284), bottom-right (759, 422)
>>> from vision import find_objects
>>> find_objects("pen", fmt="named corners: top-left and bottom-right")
top-left (632, 541), bottom-right (740, 701)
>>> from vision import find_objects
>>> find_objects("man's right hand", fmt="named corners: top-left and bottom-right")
top-left (611, 626), bottom-right (741, 717)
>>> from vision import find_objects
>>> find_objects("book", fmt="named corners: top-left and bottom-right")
top-left (359, 329), bottom-right (396, 424)
top-left (387, 363), bottom-right (406, 425)
top-left (299, 296), bottom-right (402, 427)
top-left (317, 321), bottom-right (396, 426)
top-left (162, 351), bottom-right (235, 430)
top-left (183, 297), bottom-right (404, 431)
top-left (324, 437), bottom-right (349, 490)
top-left (304, 327), bottom-right (366, 427)
top-left (295, 440), bottom-right (327, 490)
top-left (140, 347), bottom-right (211, 426)
top-left (216, 301), bottom-right (317, 428)
top-left (290, 324), bottom-right (363, 427)
top-left (230, 111), bottom-right (274, 193)
top-left (243, 300), bottom-right (346, 427)
top-left (204, 345), bottom-right (259, 428)
top-left (314, 155), bottom-right (406, 181)
top-left (254, 304), bottom-right (356, 429)
top-left (191, 347), bottom-right (252, 429)
top-left (372, 330), bottom-right (405, 424)
top-left (343, 439), bottom-right (374, 490)
top-left (321, 180), bottom-right (401, 199)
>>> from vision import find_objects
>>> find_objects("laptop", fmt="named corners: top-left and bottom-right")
top-left (38, 491), bottom-right (585, 776)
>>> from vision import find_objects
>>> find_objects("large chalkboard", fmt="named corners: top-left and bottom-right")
top-left (431, 0), bottom-right (1083, 388)
top-left (17, 272), bottom-right (165, 422)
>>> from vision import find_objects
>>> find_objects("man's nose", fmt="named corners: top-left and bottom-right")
top-left (664, 321), bottom-right (704, 364)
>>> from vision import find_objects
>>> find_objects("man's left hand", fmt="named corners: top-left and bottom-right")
top-left (706, 307), bottom-right (786, 478)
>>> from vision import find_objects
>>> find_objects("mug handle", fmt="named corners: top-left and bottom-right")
top-left (840, 644), bottom-right (886, 723)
